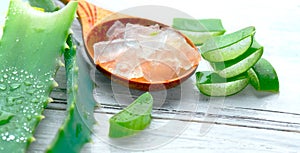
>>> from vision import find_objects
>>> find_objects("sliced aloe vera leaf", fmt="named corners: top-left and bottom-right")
top-left (172, 18), bottom-right (226, 45)
top-left (211, 40), bottom-right (263, 78)
top-left (196, 71), bottom-right (249, 96)
top-left (0, 0), bottom-right (77, 152)
top-left (200, 26), bottom-right (255, 62)
top-left (247, 58), bottom-right (279, 92)
top-left (172, 18), bottom-right (225, 32)
top-left (109, 92), bottom-right (153, 138)
top-left (177, 30), bottom-right (225, 45)
top-left (46, 34), bottom-right (96, 152)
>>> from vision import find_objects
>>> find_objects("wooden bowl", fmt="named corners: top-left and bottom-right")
top-left (85, 17), bottom-right (200, 91)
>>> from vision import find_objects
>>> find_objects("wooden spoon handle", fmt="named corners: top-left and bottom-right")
top-left (61, 0), bottom-right (114, 38)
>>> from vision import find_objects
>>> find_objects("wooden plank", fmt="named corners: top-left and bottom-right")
top-left (28, 109), bottom-right (300, 153)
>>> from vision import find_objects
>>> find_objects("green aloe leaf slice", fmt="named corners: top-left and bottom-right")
top-left (200, 26), bottom-right (255, 62)
top-left (172, 18), bottom-right (226, 45)
top-left (247, 58), bottom-right (279, 92)
top-left (109, 92), bottom-right (153, 138)
top-left (210, 40), bottom-right (263, 78)
top-left (196, 71), bottom-right (249, 97)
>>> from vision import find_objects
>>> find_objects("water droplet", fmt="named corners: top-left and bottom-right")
top-left (34, 27), bottom-right (45, 33)
top-left (0, 110), bottom-right (14, 125)
top-left (26, 115), bottom-right (32, 121)
top-left (10, 83), bottom-right (21, 91)
top-left (6, 97), bottom-right (14, 106)
top-left (16, 100), bottom-right (22, 104)
top-left (16, 38), bottom-right (19, 42)
top-left (8, 135), bottom-right (15, 141)
top-left (24, 81), bottom-right (32, 86)
top-left (0, 84), bottom-right (6, 91)
top-left (12, 71), bottom-right (17, 75)
top-left (26, 89), bottom-right (35, 95)
top-left (2, 136), bottom-right (6, 141)
top-left (3, 74), bottom-right (8, 79)
top-left (36, 84), bottom-right (43, 89)
top-left (31, 98), bottom-right (39, 103)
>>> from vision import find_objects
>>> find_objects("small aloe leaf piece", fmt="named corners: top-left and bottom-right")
top-left (247, 58), bottom-right (279, 92)
top-left (109, 92), bottom-right (153, 138)
top-left (196, 71), bottom-right (249, 97)
top-left (0, 0), bottom-right (77, 152)
top-left (210, 40), bottom-right (263, 78)
top-left (172, 18), bottom-right (226, 45)
top-left (200, 26), bottom-right (255, 62)
top-left (46, 34), bottom-right (97, 153)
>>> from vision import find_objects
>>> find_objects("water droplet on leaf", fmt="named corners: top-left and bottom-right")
top-left (0, 110), bottom-right (14, 125)
top-left (0, 84), bottom-right (6, 91)
top-left (10, 83), bottom-right (21, 91)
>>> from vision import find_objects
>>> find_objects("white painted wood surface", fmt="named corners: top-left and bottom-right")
top-left (1, 0), bottom-right (300, 152)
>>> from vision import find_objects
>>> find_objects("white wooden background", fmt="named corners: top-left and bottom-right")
top-left (1, 0), bottom-right (300, 152)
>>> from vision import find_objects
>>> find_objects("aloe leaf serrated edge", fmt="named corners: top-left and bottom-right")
top-left (26, 0), bottom-right (97, 152)
top-left (46, 33), bottom-right (97, 153)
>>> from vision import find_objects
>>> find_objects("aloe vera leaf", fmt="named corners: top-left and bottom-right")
top-left (195, 71), bottom-right (249, 96)
top-left (247, 58), bottom-right (279, 92)
top-left (172, 18), bottom-right (226, 32)
top-left (0, 0), bottom-right (77, 152)
top-left (28, 1), bottom-right (96, 152)
top-left (200, 26), bottom-right (255, 62)
top-left (210, 40), bottom-right (263, 78)
top-left (46, 34), bottom-right (96, 153)
top-left (109, 92), bottom-right (153, 138)
top-left (211, 40), bottom-right (263, 70)
top-left (172, 18), bottom-right (226, 45)
top-left (28, 0), bottom-right (59, 12)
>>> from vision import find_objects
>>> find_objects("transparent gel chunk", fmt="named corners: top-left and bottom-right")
top-left (93, 21), bottom-right (199, 82)
top-left (113, 40), bottom-right (144, 79)
top-left (94, 39), bottom-right (141, 64)
top-left (106, 20), bottom-right (125, 39)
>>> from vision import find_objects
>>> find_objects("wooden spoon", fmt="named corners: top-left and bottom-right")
top-left (62, 0), bottom-right (200, 91)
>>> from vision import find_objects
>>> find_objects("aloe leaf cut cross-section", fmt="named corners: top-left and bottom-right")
top-left (0, 0), bottom-right (77, 152)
